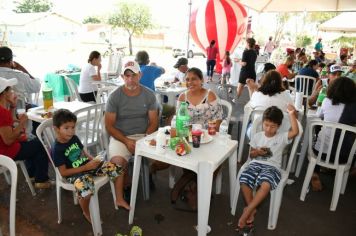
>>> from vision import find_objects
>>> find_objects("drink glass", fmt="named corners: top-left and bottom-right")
top-left (208, 120), bottom-right (216, 135)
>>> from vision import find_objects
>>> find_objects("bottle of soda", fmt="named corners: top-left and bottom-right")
top-left (218, 119), bottom-right (229, 143)
top-left (176, 102), bottom-right (191, 138)
top-left (42, 80), bottom-right (53, 111)
top-left (320, 68), bottom-right (327, 79)
top-left (317, 86), bottom-right (327, 107)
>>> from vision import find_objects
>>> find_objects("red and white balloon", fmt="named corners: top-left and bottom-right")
top-left (190, 0), bottom-right (248, 72)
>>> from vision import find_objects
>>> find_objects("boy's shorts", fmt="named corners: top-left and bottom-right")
top-left (67, 161), bottom-right (123, 198)
top-left (239, 162), bottom-right (281, 190)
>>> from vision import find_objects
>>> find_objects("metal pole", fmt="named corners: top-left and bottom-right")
top-left (187, 0), bottom-right (192, 57)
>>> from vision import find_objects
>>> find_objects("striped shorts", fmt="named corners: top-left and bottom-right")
top-left (239, 162), bottom-right (281, 190)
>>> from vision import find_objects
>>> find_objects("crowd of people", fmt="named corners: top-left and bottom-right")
top-left (0, 34), bottom-right (355, 234)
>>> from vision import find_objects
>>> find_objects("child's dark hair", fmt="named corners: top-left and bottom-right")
top-left (263, 106), bottom-right (284, 126)
top-left (53, 109), bottom-right (77, 128)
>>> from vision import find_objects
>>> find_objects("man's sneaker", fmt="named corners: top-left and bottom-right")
top-left (231, 98), bottom-right (236, 103)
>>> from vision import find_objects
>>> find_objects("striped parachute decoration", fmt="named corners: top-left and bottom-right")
top-left (190, 0), bottom-right (248, 73)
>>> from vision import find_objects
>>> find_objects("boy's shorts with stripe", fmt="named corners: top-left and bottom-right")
top-left (239, 162), bottom-right (281, 190)
top-left (66, 161), bottom-right (123, 198)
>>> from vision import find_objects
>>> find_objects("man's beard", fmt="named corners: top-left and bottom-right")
top-left (126, 85), bottom-right (138, 91)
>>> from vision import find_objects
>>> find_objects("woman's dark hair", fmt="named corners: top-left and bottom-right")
top-left (135, 50), bottom-right (149, 65)
top-left (246, 38), bottom-right (256, 48)
top-left (53, 109), bottom-right (77, 128)
top-left (209, 40), bottom-right (216, 47)
top-left (225, 51), bottom-right (231, 65)
top-left (186, 67), bottom-right (203, 80)
top-left (263, 63), bottom-right (276, 73)
top-left (258, 70), bottom-right (285, 96)
top-left (327, 77), bottom-right (356, 105)
top-left (88, 51), bottom-right (100, 63)
top-left (263, 106), bottom-right (284, 126)
top-left (306, 60), bottom-right (318, 68)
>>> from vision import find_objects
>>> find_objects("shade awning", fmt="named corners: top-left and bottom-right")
top-left (318, 12), bottom-right (356, 33)
top-left (238, 0), bottom-right (356, 12)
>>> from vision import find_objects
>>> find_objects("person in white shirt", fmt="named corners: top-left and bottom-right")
top-left (236, 105), bottom-right (299, 232)
top-left (173, 57), bottom-right (188, 83)
top-left (78, 51), bottom-right (102, 102)
top-left (0, 46), bottom-right (40, 107)
top-left (248, 70), bottom-right (293, 111)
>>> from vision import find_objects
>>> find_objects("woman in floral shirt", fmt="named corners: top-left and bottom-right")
top-left (177, 67), bottom-right (223, 130)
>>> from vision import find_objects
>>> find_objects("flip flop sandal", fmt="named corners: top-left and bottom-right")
top-left (235, 223), bottom-right (254, 236)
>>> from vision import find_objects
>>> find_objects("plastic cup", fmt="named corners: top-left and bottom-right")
top-left (192, 130), bottom-right (202, 148)
top-left (17, 108), bottom-right (26, 116)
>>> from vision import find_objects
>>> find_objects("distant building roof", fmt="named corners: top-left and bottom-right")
top-left (0, 11), bottom-right (81, 26)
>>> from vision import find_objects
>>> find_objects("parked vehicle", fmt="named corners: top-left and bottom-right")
top-left (172, 43), bottom-right (206, 58)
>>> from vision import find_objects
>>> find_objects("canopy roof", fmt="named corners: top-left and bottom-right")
top-left (319, 12), bottom-right (356, 33)
top-left (238, 0), bottom-right (356, 12)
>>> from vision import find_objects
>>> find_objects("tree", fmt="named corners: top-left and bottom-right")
top-left (13, 0), bottom-right (52, 13)
top-left (83, 16), bottom-right (101, 24)
top-left (296, 35), bottom-right (312, 48)
top-left (108, 2), bottom-right (153, 55)
top-left (273, 13), bottom-right (290, 47)
top-left (307, 12), bottom-right (339, 24)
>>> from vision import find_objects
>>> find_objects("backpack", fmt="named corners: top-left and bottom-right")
top-left (170, 170), bottom-right (197, 212)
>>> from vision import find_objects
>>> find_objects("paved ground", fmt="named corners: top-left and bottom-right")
top-left (1, 76), bottom-right (356, 236)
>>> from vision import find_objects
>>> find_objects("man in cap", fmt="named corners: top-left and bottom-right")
top-left (173, 57), bottom-right (188, 83)
top-left (0, 46), bottom-right (40, 106)
top-left (308, 64), bottom-right (343, 107)
top-left (135, 50), bottom-right (165, 91)
top-left (105, 60), bottom-right (158, 210)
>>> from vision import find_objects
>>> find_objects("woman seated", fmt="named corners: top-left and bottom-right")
top-left (248, 70), bottom-right (293, 112)
top-left (297, 60), bottom-right (319, 96)
top-left (0, 77), bottom-right (50, 188)
top-left (78, 51), bottom-right (102, 103)
top-left (177, 67), bottom-right (223, 129)
top-left (311, 77), bottom-right (356, 191)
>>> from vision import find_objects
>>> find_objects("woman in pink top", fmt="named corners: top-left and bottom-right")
top-left (206, 40), bottom-right (218, 82)
top-left (221, 51), bottom-right (232, 85)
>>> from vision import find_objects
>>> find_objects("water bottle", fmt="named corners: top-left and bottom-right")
top-left (156, 127), bottom-right (166, 154)
top-left (42, 80), bottom-right (53, 111)
top-left (176, 102), bottom-right (191, 138)
top-left (317, 86), bottom-right (327, 107)
top-left (219, 119), bottom-right (229, 143)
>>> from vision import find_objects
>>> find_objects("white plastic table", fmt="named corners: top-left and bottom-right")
top-left (129, 133), bottom-right (238, 236)
top-left (27, 101), bottom-right (92, 123)
top-left (155, 85), bottom-right (187, 107)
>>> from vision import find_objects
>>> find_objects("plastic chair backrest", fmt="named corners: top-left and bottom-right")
top-left (74, 103), bottom-right (105, 150)
top-left (63, 75), bottom-right (82, 102)
top-left (96, 85), bottom-right (117, 104)
top-left (309, 120), bottom-right (356, 168)
top-left (250, 114), bottom-right (303, 173)
top-left (294, 75), bottom-right (316, 97)
top-left (36, 119), bottom-right (65, 182)
top-left (0, 155), bottom-right (18, 236)
top-left (219, 99), bottom-right (232, 125)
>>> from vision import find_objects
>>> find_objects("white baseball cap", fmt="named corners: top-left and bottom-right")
top-left (330, 65), bottom-right (343, 73)
top-left (0, 77), bottom-right (17, 93)
top-left (123, 60), bottom-right (141, 74)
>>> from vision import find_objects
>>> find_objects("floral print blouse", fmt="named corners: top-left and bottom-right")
top-left (177, 89), bottom-right (223, 129)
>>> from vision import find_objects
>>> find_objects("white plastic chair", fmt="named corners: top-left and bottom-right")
top-left (231, 115), bottom-right (303, 230)
top-left (0, 155), bottom-right (18, 236)
top-left (74, 103), bottom-right (105, 153)
top-left (95, 85), bottom-right (117, 104)
top-left (300, 120), bottom-right (356, 211)
top-left (294, 75), bottom-right (316, 113)
top-left (36, 119), bottom-right (115, 236)
top-left (63, 75), bottom-right (82, 102)
top-left (237, 102), bottom-right (264, 163)
top-left (219, 99), bottom-right (232, 125)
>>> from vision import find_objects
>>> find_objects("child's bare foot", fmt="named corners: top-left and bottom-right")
top-left (116, 199), bottom-right (131, 210)
top-left (237, 207), bottom-right (256, 228)
top-left (83, 212), bottom-right (92, 224)
top-left (311, 173), bottom-right (323, 191)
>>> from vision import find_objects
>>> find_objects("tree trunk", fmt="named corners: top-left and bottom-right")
top-left (129, 34), bottom-right (133, 56)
